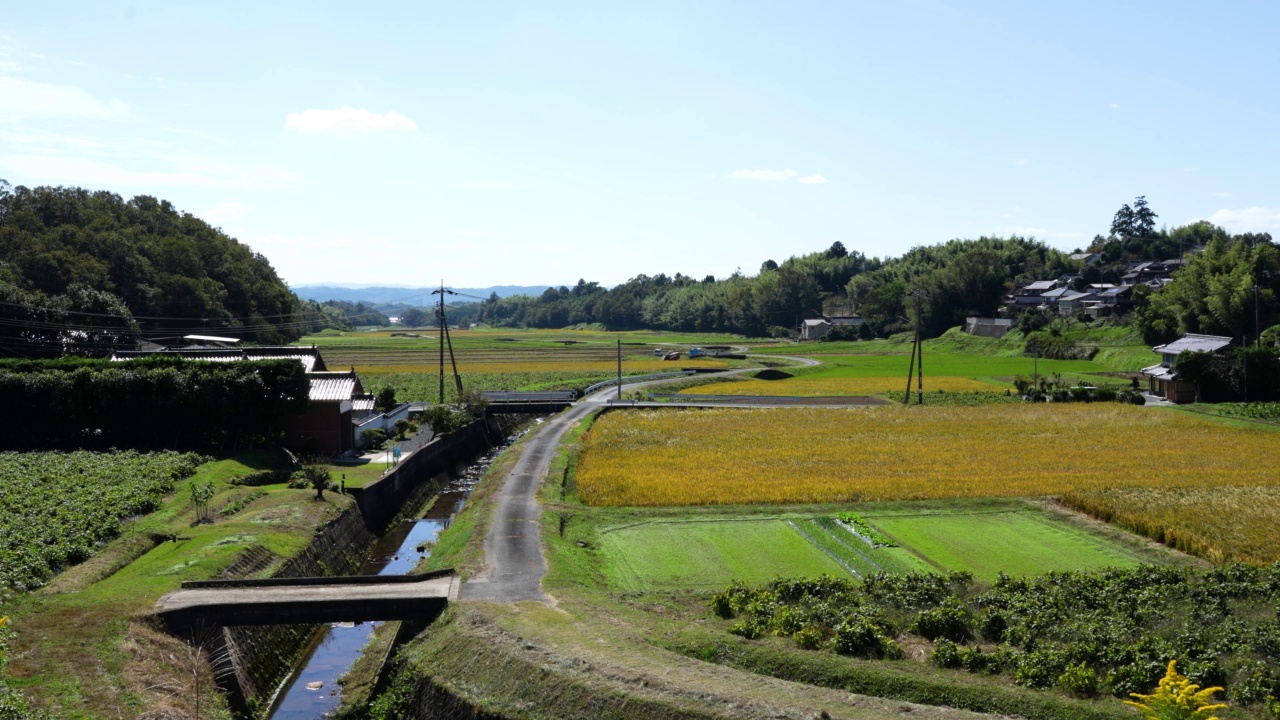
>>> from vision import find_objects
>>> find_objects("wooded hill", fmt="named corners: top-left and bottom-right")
top-left (478, 237), bottom-right (1078, 338)
top-left (0, 180), bottom-right (326, 356)
top-left (478, 199), bottom-right (1280, 345)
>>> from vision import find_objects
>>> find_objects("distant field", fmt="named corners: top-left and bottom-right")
top-left (575, 405), bottom-right (1280, 506)
top-left (800, 353), bottom-right (1115, 382)
top-left (594, 504), bottom-right (1149, 591)
top-left (682, 375), bottom-right (1002, 396)
top-left (299, 328), bottom-right (750, 402)
top-left (357, 359), bottom-right (728, 376)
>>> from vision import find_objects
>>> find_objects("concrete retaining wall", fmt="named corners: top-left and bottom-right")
top-left (351, 415), bottom-right (509, 531)
top-left (221, 505), bottom-right (375, 709)
top-left (209, 415), bottom-right (523, 716)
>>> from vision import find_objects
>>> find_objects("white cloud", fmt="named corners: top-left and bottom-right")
top-left (202, 201), bottom-right (248, 225)
top-left (1110, 103), bottom-right (1120, 109)
top-left (730, 168), bottom-right (798, 181)
top-left (1005, 226), bottom-right (1048, 236)
top-left (460, 181), bottom-right (513, 190)
top-left (1213, 192), bottom-right (1232, 199)
top-left (797, 174), bottom-right (828, 185)
top-left (0, 154), bottom-right (295, 191)
top-left (0, 76), bottom-right (129, 121)
top-left (1013, 159), bottom-right (1027, 166)
top-left (1207, 207), bottom-right (1280, 234)
top-left (283, 107), bottom-right (417, 134)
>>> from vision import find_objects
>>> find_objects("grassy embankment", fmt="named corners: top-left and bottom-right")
top-left (672, 325), bottom-right (1156, 401)
top-left (5, 449), bottom-right (357, 719)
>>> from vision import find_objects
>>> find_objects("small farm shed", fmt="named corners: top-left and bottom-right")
top-left (1140, 333), bottom-right (1235, 403)
top-left (281, 370), bottom-right (364, 455)
top-left (964, 317), bottom-right (1013, 338)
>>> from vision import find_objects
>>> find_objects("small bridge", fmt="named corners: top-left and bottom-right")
top-left (480, 391), bottom-right (576, 414)
top-left (155, 571), bottom-right (456, 632)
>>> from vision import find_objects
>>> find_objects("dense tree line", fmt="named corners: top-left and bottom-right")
top-left (0, 180), bottom-right (316, 356)
top-left (1134, 228), bottom-right (1279, 344)
top-left (0, 357), bottom-right (309, 450)
top-left (477, 238), bottom-right (1072, 338)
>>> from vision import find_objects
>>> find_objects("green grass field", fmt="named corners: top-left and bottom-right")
top-left (594, 503), bottom-right (1152, 592)
top-left (599, 519), bottom-right (847, 592)
top-left (866, 508), bottom-right (1147, 579)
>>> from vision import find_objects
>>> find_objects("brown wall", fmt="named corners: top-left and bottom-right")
top-left (282, 401), bottom-right (353, 455)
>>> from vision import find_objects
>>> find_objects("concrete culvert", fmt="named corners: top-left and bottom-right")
top-left (753, 369), bottom-right (794, 381)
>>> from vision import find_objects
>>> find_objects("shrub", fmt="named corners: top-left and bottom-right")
top-left (831, 616), bottom-right (889, 658)
top-left (362, 428), bottom-right (388, 450)
top-left (393, 418), bottom-right (411, 439)
top-left (911, 596), bottom-right (972, 642)
top-left (930, 638), bottom-right (962, 668)
top-left (795, 627), bottom-right (824, 650)
top-left (1060, 662), bottom-right (1099, 697)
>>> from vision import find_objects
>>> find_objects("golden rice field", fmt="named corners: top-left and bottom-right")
top-left (354, 359), bottom-right (728, 376)
top-left (574, 405), bottom-right (1280, 507)
top-left (1063, 486), bottom-right (1280, 564)
top-left (681, 375), bottom-right (1003, 396)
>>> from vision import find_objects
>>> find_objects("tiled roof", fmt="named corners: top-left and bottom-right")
top-left (803, 319), bottom-right (830, 327)
top-left (111, 346), bottom-right (325, 372)
top-left (1140, 363), bottom-right (1178, 381)
top-left (1024, 280), bottom-right (1057, 291)
top-left (1153, 334), bottom-right (1234, 355)
top-left (352, 395), bottom-right (376, 412)
top-left (309, 373), bottom-right (358, 402)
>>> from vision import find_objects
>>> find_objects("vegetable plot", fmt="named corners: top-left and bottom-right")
top-left (0, 450), bottom-right (204, 591)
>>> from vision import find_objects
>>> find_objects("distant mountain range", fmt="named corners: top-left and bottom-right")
top-left (292, 284), bottom-right (553, 305)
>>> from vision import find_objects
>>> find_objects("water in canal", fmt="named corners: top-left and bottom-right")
top-left (265, 441), bottom-right (507, 719)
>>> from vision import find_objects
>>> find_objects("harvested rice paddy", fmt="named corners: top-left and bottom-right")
top-left (575, 405), bottom-right (1280, 506)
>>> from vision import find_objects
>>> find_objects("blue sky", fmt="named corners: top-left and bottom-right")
top-left (2, 1), bottom-right (1278, 288)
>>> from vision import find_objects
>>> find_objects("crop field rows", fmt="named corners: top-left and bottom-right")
top-left (596, 504), bottom-right (1150, 592)
top-left (0, 450), bottom-right (205, 591)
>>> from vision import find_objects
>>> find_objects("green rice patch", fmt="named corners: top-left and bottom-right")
top-left (864, 509), bottom-right (1146, 579)
top-left (599, 519), bottom-right (850, 592)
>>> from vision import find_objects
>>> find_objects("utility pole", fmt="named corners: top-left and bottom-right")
top-left (1033, 343), bottom-right (1039, 392)
top-left (903, 329), bottom-right (917, 404)
top-left (437, 281), bottom-right (445, 404)
top-left (616, 338), bottom-right (623, 400)
top-left (1244, 335), bottom-right (1249, 403)
top-left (430, 283), bottom-right (465, 403)
top-left (1255, 284), bottom-right (1261, 346)
top-left (910, 289), bottom-right (929, 404)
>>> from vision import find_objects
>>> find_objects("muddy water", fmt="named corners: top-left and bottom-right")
top-left (265, 440), bottom-right (510, 719)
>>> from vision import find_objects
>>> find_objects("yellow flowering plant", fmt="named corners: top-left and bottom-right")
top-left (1124, 660), bottom-right (1226, 720)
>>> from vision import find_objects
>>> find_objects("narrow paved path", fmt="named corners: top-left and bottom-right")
top-left (460, 354), bottom-right (821, 604)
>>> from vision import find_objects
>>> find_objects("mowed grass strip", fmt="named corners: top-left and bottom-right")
top-left (865, 510), bottom-right (1145, 579)
top-left (803, 352), bottom-right (1112, 379)
top-left (598, 519), bottom-right (849, 592)
top-left (684, 375), bottom-right (1002, 396)
top-left (576, 405), bottom-right (1280, 506)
